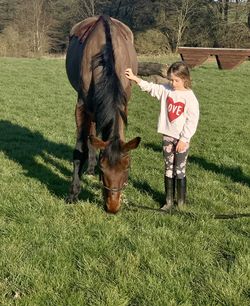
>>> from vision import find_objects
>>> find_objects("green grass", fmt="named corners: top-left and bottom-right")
top-left (0, 57), bottom-right (249, 305)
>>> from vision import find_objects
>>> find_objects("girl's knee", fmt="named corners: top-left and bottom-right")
top-left (165, 169), bottom-right (174, 178)
top-left (176, 169), bottom-right (186, 179)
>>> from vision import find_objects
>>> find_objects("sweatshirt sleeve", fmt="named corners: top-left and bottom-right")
top-left (179, 94), bottom-right (199, 143)
top-left (138, 80), bottom-right (170, 101)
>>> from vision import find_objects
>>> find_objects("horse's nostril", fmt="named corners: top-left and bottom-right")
top-left (107, 208), bottom-right (119, 214)
top-left (106, 196), bottom-right (121, 214)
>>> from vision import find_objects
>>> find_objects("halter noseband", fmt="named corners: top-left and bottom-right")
top-left (99, 167), bottom-right (130, 193)
top-left (102, 181), bottom-right (128, 193)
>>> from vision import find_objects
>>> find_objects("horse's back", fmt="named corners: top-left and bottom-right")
top-left (69, 17), bottom-right (99, 39)
top-left (66, 17), bottom-right (99, 92)
top-left (66, 16), bottom-right (137, 95)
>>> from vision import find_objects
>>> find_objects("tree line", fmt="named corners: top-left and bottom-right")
top-left (0, 0), bottom-right (249, 57)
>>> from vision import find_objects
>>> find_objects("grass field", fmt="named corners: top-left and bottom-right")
top-left (0, 56), bottom-right (249, 305)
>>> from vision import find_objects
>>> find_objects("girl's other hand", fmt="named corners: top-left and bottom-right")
top-left (176, 140), bottom-right (187, 153)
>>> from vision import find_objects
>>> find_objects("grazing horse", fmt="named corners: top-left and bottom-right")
top-left (66, 15), bottom-right (141, 213)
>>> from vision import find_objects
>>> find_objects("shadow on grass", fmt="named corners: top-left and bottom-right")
top-left (130, 178), bottom-right (164, 205)
top-left (143, 142), bottom-right (250, 187)
top-left (127, 203), bottom-right (250, 220)
top-left (189, 156), bottom-right (250, 187)
top-left (129, 173), bottom-right (249, 220)
top-left (143, 142), bottom-right (162, 153)
top-left (0, 120), bottom-right (97, 202)
top-left (213, 213), bottom-right (250, 219)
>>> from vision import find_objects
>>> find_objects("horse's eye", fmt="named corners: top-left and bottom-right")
top-left (122, 155), bottom-right (130, 169)
top-left (99, 159), bottom-right (108, 170)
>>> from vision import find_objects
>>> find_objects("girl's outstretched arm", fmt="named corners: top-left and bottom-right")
top-left (125, 68), bottom-right (168, 100)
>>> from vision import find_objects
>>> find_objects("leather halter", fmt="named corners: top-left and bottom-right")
top-left (102, 178), bottom-right (129, 193)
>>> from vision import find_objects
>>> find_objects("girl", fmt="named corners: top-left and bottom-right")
top-left (125, 61), bottom-right (199, 210)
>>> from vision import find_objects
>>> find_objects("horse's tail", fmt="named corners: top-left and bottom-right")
top-left (90, 15), bottom-right (127, 142)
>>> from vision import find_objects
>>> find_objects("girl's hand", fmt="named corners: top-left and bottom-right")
top-left (125, 68), bottom-right (141, 84)
top-left (176, 140), bottom-right (187, 153)
top-left (125, 68), bottom-right (134, 80)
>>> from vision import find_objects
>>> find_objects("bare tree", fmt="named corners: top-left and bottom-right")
top-left (175, 0), bottom-right (197, 50)
top-left (13, 0), bottom-right (54, 55)
top-left (71, 0), bottom-right (109, 20)
top-left (159, 0), bottom-right (198, 51)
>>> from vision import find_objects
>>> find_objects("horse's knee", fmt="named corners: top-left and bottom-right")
top-left (73, 149), bottom-right (88, 161)
top-left (87, 139), bottom-right (97, 175)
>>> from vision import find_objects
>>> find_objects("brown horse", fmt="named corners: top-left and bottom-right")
top-left (66, 15), bottom-right (141, 213)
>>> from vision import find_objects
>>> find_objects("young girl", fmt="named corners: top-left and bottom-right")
top-left (125, 61), bottom-right (199, 210)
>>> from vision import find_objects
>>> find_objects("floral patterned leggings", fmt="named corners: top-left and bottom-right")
top-left (162, 135), bottom-right (189, 179)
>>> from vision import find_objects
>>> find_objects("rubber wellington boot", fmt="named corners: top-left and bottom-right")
top-left (177, 177), bottom-right (186, 208)
top-left (161, 177), bottom-right (174, 211)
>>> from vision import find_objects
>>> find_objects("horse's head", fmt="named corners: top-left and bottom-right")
top-left (90, 135), bottom-right (141, 213)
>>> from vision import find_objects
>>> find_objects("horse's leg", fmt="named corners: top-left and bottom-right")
top-left (86, 122), bottom-right (97, 175)
top-left (67, 98), bottom-right (90, 203)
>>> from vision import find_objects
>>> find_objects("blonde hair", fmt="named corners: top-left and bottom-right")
top-left (167, 61), bottom-right (192, 89)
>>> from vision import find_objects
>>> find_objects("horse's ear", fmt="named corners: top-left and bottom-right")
top-left (89, 135), bottom-right (109, 149)
top-left (122, 137), bottom-right (141, 153)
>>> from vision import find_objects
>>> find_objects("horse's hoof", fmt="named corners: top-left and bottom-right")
top-left (160, 203), bottom-right (175, 213)
top-left (65, 195), bottom-right (78, 204)
top-left (86, 169), bottom-right (95, 176)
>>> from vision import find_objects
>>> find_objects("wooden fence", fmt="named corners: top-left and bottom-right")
top-left (178, 47), bottom-right (250, 69)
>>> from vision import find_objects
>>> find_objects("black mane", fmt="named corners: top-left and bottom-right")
top-left (88, 15), bottom-right (128, 165)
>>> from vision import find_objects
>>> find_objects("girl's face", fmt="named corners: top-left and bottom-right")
top-left (169, 73), bottom-right (186, 91)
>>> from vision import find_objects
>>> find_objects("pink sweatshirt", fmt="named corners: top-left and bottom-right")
top-left (139, 80), bottom-right (199, 142)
